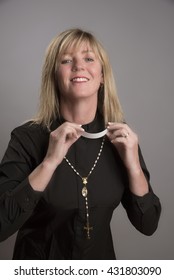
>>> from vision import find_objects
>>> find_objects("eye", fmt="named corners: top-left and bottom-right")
top-left (61, 59), bottom-right (72, 64)
top-left (84, 57), bottom-right (94, 62)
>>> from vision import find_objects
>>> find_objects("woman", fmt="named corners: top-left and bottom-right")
top-left (0, 28), bottom-right (161, 259)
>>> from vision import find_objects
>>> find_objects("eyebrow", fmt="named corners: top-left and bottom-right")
top-left (82, 50), bottom-right (94, 53)
top-left (63, 50), bottom-right (94, 56)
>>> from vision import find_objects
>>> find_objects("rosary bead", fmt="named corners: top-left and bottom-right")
top-left (64, 138), bottom-right (105, 239)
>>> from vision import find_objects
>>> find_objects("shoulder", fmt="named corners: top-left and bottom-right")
top-left (12, 121), bottom-right (49, 138)
top-left (10, 121), bottom-right (50, 153)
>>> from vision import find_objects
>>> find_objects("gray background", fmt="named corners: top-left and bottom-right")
top-left (0, 0), bottom-right (173, 259)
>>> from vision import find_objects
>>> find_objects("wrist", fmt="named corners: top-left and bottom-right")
top-left (42, 157), bottom-right (60, 172)
top-left (29, 160), bottom-right (58, 192)
top-left (126, 164), bottom-right (142, 177)
top-left (126, 166), bottom-right (149, 196)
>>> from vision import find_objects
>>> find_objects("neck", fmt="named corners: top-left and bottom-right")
top-left (60, 97), bottom-right (98, 124)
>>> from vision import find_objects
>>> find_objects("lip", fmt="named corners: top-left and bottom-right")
top-left (70, 76), bottom-right (89, 82)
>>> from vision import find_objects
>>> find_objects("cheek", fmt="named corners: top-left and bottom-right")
top-left (57, 63), bottom-right (71, 76)
top-left (57, 68), bottom-right (70, 86)
top-left (57, 70), bottom-right (67, 93)
top-left (93, 70), bottom-right (103, 83)
top-left (57, 67), bottom-right (66, 80)
top-left (93, 65), bottom-right (103, 82)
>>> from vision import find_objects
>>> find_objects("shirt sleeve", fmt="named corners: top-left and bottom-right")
top-left (121, 147), bottom-right (161, 236)
top-left (0, 125), bottom-right (44, 242)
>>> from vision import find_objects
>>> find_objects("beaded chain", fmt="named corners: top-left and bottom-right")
top-left (64, 138), bottom-right (105, 239)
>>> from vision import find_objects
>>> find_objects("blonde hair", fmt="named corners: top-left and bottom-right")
top-left (33, 28), bottom-right (124, 128)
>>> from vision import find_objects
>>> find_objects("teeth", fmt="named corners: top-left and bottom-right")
top-left (72, 77), bottom-right (88, 82)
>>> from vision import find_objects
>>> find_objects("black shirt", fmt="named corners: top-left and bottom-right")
top-left (0, 114), bottom-right (161, 259)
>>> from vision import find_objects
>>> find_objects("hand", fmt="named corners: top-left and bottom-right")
top-left (44, 122), bottom-right (84, 169)
top-left (107, 122), bottom-right (141, 175)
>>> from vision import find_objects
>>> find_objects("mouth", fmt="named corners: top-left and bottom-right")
top-left (70, 77), bottom-right (89, 82)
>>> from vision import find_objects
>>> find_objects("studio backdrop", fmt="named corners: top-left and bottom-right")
top-left (0, 0), bottom-right (174, 259)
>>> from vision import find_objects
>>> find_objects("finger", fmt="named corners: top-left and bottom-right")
top-left (62, 122), bottom-right (84, 132)
top-left (54, 123), bottom-right (84, 136)
top-left (107, 122), bottom-right (132, 134)
top-left (107, 129), bottom-right (130, 141)
top-left (72, 125), bottom-right (85, 138)
top-left (66, 129), bottom-right (82, 140)
top-left (71, 123), bottom-right (85, 132)
top-left (63, 127), bottom-right (83, 142)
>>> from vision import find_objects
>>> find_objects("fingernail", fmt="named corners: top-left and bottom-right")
top-left (78, 125), bottom-right (84, 131)
top-left (108, 122), bottom-right (113, 127)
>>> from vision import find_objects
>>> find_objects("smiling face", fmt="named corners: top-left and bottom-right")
top-left (57, 42), bottom-right (103, 103)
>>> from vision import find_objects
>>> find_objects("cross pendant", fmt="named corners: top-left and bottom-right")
top-left (84, 223), bottom-right (93, 239)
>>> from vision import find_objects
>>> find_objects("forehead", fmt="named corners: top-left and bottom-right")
top-left (62, 41), bottom-right (97, 56)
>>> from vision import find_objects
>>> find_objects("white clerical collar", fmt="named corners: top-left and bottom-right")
top-left (81, 128), bottom-right (107, 139)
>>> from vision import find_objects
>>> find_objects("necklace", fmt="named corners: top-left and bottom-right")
top-left (64, 138), bottom-right (105, 239)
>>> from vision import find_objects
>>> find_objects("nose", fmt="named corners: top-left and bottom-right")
top-left (72, 59), bottom-right (84, 72)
